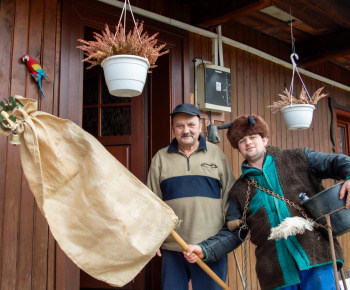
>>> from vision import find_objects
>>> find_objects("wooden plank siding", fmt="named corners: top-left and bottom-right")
top-left (0, 0), bottom-right (350, 289)
top-left (0, 0), bottom-right (67, 289)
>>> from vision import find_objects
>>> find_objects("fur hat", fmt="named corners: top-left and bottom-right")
top-left (227, 114), bottom-right (269, 149)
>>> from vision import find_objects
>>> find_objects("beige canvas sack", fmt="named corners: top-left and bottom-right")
top-left (0, 96), bottom-right (178, 287)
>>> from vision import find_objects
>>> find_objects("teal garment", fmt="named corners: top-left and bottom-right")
top-left (241, 155), bottom-right (312, 287)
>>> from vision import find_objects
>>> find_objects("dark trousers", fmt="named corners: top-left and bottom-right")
top-left (161, 249), bottom-right (228, 290)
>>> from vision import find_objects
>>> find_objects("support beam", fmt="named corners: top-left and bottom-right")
top-left (192, 0), bottom-right (277, 29)
top-left (307, 0), bottom-right (350, 30)
top-left (297, 30), bottom-right (350, 67)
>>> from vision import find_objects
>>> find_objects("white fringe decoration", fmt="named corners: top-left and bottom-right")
top-left (268, 217), bottom-right (315, 240)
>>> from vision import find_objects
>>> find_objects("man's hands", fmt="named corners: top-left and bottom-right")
top-left (227, 219), bottom-right (241, 231)
top-left (339, 179), bottom-right (350, 209)
top-left (183, 245), bottom-right (205, 263)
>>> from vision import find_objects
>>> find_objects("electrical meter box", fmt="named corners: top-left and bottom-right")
top-left (197, 63), bottom-right (231, 112)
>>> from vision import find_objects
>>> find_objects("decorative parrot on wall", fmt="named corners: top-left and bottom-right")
top-left (22, 55), bottom-right (46, 98)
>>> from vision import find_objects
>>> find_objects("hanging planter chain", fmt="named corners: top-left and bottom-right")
top-left (288, 7), bottom-right (312, 105)
top-left (115, 0), bottom-right (142, 44)
top-left (289, 53), bottom-right (312, 105)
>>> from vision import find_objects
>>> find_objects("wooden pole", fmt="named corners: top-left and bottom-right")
top-left (326, 215), bottom-right (340, 290)
top-left (233, 250), bottom-right (245, 289)
top-left (171, 230), bottom-right (230, 290)
top-left (340, 268), bottom-right (348, 290)
top-left (1, 110), bottom-right (15, 128)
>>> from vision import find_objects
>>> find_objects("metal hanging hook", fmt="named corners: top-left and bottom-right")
top-left (290, 53), bottom-right (299, 68)
top-left (289, 52), bottom-right (312, 103)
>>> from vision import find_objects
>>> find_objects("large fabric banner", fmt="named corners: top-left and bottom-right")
top-left (0, 96), bottom-right (178, 287)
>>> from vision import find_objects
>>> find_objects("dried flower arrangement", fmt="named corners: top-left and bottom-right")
top-left (268, 86), bottom-right (328, 113)
top-left (77, 21), bottom-right (169, 70)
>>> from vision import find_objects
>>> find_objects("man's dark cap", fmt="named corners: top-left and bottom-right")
top-left (170, 104), bottom-right (200, 119)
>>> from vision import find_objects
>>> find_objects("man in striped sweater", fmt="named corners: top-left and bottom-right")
top-left (147, 104), bottom-right (239, 290)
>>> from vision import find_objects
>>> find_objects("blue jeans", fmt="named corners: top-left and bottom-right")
top-left (161, 250), bottom-right (228, 290)
top-left (280, 263), bottom-right (336, 290)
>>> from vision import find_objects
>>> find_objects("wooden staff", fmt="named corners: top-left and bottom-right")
top-left (233, 250), bottom-right (245, 288)
top-left (1, 110), bottom-right (15, 128)
top-left (340, 268), bottom-right (349, 290)
top-left (326, 215), bottom-right (340, 290)
top-left (171, 230), bottom-right (230, 290)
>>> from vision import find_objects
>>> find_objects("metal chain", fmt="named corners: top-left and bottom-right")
top-left (240, 179), bottom-right (251, 230)
top-left (245, 178), bottom-right (328, 230)
top-left (238, 177), bottom-right (330, 290)
top-left (238, 182), bottom-right (252, 290)
top-left (243, 233), bottom-right (250, 290)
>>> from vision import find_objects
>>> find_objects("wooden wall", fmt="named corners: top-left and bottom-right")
top-left (187, 21), bottom-right (350, 289)
top-left (0, 0), bottom-right (80, 289)
top-left (1, 0), bottom-right (350, 289)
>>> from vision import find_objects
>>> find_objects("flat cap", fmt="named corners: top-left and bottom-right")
top-left (170, 104), bottom-right (200, 118)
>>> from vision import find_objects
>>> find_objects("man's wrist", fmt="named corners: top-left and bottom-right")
top-left (198, 244), bottom-right (208, 261)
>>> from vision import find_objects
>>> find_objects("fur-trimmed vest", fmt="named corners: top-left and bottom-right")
top-left (229, 146), bottom-right (344, 290)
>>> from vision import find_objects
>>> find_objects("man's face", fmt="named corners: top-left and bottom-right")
top-left (237, 134), bottom-right (268, 164)
top-left (172, 113), bottom-right (202, 147)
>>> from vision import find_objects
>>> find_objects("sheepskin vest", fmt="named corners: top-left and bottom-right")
top-left (230, 146), bottom-right (344, 290)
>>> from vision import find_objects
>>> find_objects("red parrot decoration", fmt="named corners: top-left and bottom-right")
top-left (22, 55), bottom-right (46, 98)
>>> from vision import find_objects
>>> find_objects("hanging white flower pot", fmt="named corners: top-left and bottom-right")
top-left (101, 55), bottom-right (150, 97)
top-left (280, 104), bottom-right (315, 130)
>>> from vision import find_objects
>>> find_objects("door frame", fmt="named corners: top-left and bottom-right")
top-left (60, 0), bottom-right (188, 288)
top-left (329, 97), bottom-right (350, 153)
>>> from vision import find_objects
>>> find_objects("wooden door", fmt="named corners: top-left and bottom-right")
top-left (335, 109), bottom-right (350, 155)
top-left (78, 28), bottom-right (146, 290)
top-left (61, 0), bottom-right (186, 289)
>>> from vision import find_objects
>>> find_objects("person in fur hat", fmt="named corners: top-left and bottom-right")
top-left (184, 114), bottom-right (350, 290)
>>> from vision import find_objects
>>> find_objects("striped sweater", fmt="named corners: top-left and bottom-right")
top-left (147, 135), bottom-right (235, 252)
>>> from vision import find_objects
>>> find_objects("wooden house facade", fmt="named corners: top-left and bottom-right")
top-left (1, 0), bottom-right (350, 289)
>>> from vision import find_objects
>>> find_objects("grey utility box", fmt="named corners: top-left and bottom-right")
top-left (197, 63), bottom-right (231, 112)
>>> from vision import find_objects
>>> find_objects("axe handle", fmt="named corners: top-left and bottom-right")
top-left (170, 230), bottom-right (230, 290)
top-left (1, 111), bottom-right (15, 128)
